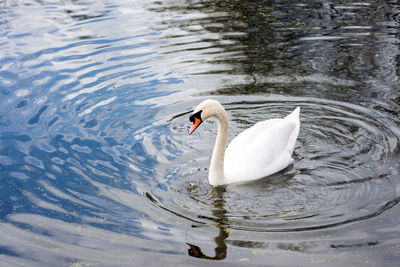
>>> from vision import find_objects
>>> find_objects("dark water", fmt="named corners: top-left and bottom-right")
top-left (1, 0), bottom-right (400, 265)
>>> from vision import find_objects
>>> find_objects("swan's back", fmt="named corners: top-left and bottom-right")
top-left (224, 107), bottom-right (300, 184)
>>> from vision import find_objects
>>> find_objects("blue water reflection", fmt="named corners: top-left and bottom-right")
top-left (1, 0), bottom-right (400, 266)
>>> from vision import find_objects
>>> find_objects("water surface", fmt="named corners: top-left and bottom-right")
top-left (1, 0), bottom-right (400, 266)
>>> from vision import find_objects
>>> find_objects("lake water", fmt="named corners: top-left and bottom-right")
top-left (1, 0), bottom-right (400, 265)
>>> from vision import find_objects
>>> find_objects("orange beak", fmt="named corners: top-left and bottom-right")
top-left (189, 117), bottom-right (202, 135)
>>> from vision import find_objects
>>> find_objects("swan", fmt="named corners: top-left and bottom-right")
top-left (188, 99), bottom-right (300, 186)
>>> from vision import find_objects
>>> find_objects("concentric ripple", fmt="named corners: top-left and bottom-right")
top-left (146, 96), bottom-right (400, 233)
top-left (1, 0), bottom-right (400, 265)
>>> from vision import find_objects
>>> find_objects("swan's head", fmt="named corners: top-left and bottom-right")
top-left (189, 99), bottom-right (224, 135)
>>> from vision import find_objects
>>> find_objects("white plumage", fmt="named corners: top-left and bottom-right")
top-left (189, 99), bottom-right (300, 186)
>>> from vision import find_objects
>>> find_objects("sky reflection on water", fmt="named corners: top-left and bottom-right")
top-left (0, 0), bottom-right (400, 266)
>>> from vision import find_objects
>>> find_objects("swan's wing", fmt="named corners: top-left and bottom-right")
top-left (224, 107), bottom-right (300, 183)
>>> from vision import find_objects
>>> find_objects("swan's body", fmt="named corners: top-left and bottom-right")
top-left (189, 99), bottom-right (300, 186)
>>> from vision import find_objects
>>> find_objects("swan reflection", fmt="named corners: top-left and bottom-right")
top-left (187, 186), bottom-right (229, 260)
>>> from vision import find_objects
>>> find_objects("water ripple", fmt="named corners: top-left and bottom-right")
top-left (1, 0), bottom-right (400, 265)
top-left (146, 96), bottom-right (400, 235)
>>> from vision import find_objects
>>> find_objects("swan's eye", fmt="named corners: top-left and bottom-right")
top-left (189, 110), bottom-right (202, 123)
top-left (189, 110), bottom-right (203, 135)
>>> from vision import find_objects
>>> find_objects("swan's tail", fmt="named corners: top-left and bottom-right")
top-left (285, 107), bottom-right (300, 154)
top-left (285, 106), bottom-right (300, 121)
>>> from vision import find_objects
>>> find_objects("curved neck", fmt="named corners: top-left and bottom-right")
top-left (209, 109), bottom-right (229, 186)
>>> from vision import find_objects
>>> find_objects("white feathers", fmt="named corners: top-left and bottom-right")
top-left (224, 107), bottom-right (300, 184)
top-left (189, 100), bottom-right (300, 186)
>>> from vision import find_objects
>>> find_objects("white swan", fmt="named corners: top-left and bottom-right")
top-left (189, 99), bottom-right (300, 186)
